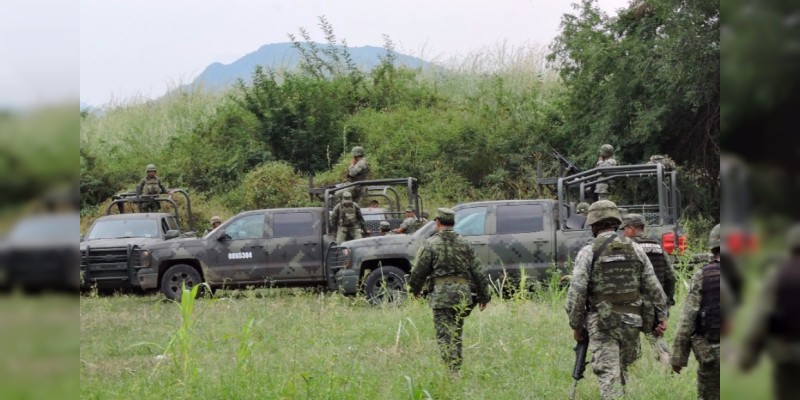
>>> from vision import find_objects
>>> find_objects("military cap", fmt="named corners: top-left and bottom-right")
top-left (351, 146), bottom-right (365, 157)
top-left (709, 224), bottom-right (721, 250)
top-left (210, 216), bottom-right (222, 224)
top-left (586, 200), bottom-right (622, 226)
top-left (435, 208), bottom-right (455, 225)
top-left (621, 213), bottom-right (646, 229)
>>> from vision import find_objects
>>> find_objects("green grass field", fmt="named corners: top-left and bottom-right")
top-left (80, 287), bottom-right (703, 399)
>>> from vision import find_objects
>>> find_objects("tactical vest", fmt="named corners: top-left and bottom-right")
top-left (634, 235), bottom-right (668, 288)
top-left (769, 261), bottom-right (800, 339)
top-left (339, 205), bottom-right (358, 227)
top-left (696, 261), bottom-right (721, 341)
top-left (349, 160), bottom-right (370, 182)
top-left (588, 235), bottom-right (642, 309)
top-left (142, 177), bottom-right (162, 195)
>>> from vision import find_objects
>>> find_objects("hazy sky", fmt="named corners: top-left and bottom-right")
top-left (79, 0), bottom-right (630, 107)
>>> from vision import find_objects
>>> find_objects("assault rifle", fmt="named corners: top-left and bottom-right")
top-left (570, 324), bottom-right (590, 400)
top-left (551, 149), bottom-right (582, 177)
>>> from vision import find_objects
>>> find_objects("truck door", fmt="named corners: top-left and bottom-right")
top-left (213, 213), bottom-right (268, 284)
top-left (266, 211), bottom-right (322, 282)
top-left (488, 203), bottom-right (555, 282)
top-left (454, 205), bottom-right (491, 277)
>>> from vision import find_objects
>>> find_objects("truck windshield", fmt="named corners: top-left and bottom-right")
top-left (86, 219), bottom-right (159, 240)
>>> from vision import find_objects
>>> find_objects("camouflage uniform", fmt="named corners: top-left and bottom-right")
top-left (395, 207), bottom-right (420, 234)
top-left (595, 144), bottom-right (618, 201)
top-left (566, 201), bottom-right (667, 400)
top-left (622, 214), bottom-right (677, 364)
top-left (408, 208), bottom-right (491, 372)
top-left (136, 164), bottom-right (167, 212)
top-left (330, 192), bottom-right (368, 243)
top-left (672, 224), bottom-right (721, 400)
top-left (203, 216), bottom-right (222, 236)
top-left (740, 224), bottom-right (800, 400)
top-left (346, 146), bottom-right (370, 203)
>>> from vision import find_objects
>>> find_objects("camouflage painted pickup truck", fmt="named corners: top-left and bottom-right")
top-left (331, 163), bottom-right (687, 302)
top-left (136, 178), bottom-right (424, 300)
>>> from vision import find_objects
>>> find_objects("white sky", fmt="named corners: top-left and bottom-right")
top-left (78, 0), bottom-right (630, 107)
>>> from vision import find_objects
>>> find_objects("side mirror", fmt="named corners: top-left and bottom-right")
top-left (165, 230), bottom-right (180, 240)
top-left (216, 229), bottom-right (227, 241)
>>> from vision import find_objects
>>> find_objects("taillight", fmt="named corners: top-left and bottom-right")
top-left (661, 232), bottom-right (686, 255)
top-left (726, 231), bottom-right (759, 255)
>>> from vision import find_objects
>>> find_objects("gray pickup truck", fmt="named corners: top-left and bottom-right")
top-left (135, 178), bottom-right (425, 300)
top-left (80, 191), bottom-right (196, 291)
top-left (330, 163), bottom-right (686, 302)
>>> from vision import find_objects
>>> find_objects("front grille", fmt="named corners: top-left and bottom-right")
top-left (82, 246), bottom-right (131, 272)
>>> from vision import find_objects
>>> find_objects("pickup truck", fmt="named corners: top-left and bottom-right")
top-left (136, 178), bottom-right (424, 300)
top-left (330, 163), bottom-right (687, 302)
top-left (80, 191), bottom-right (196, 291)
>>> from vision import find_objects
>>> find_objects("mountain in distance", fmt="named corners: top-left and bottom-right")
top-left (187, 42), bottom-right (434, 91)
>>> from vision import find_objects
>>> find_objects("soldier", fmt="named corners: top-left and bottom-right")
top-left (136, 164), bottom-right (170, 212)
top-left (330, 191), bottom-right (368, 243)
top-left (203, 216), bottom-right (222, 236)
top-left (379, 220), bottom-right (392, 235)
top-left (671, 224), bottom-right (721, 400)
top-left (576, 202), bottom-right (590, 216)
top-left (393, 206), bottom-right (420, 234)
top-left (420, 210), bottom-right (430, 224)
top-left (594, 144), bottom-right (618, 201)
top-left (621, 213), bottom-right (676, 365)
top-left (739, 223), bottom-right (800, 400)
top-left (565, 200), bottom-right (668, 399)
top-left (346, 146), bottom-right (370, 203)
top-left (408, 208), bottom-right (491, 373)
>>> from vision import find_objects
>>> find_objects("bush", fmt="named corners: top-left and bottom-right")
top-left (225, 161), bottom-right (312, 213)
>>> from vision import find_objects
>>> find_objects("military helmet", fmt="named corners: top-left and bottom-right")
top-left (405, 205), bottom-right (415, 213)
top-left (351, 146), bottom-right (365, 157)
top-left (341, 191), bottom-right (353, 204)
top-left (709, 224), bottom-right (721, 250)
top-left (600, 144), bottom-right (614, 157)
top-left (210, 216), bottom-right (222, 224)
top-left (379, 220), bottom-right (391, 230)
top-left (621, 213), bottom-right (646, 229)
top-left (576, 202), bottom-right (590, 214)
top-left (146, 164), bottom-right (157, 172)
top-left (586, 200), bottom-right (622, 226)
top-left (787, 224), bottom-right (800, 250)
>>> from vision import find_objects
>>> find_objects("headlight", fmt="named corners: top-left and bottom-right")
top-left (139, 250), bottom-right (151, 268)
top-left (342, 248), bottom-right (350, 268)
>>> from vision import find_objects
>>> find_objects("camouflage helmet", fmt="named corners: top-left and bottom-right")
top-left (600, 144), bottom-right (614, 157)
top-left (405, 205), bottom-right (415, 213)
top-left (586, 200), bottom-right (622, 226)
top-left (379, 220), bottom-right (391, 230)
top-left (341, 191), bottom-right (353, 204)
top-left (787, 223), bottom-right (800, 250)
top-left (210, 216), bottom-right (222, 224)
top-left (146, 164), bottom-right (157, 172)
top-left (576, 202), bottom-right (590, 214)
top-left (621, 213), bottom-right (646, 229)
top-left (351, 146), bottom-right (365, 157)
top-left (708, 224), bottom-right (721, 250)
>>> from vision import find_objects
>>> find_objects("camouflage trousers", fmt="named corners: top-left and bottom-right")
top-left (773, 363), bottom-right (800, 400)
top-left (432, 306), bottom-right (471, 372)
top-left (588, 314), bottom-right (642, 400)
top-left (692, 339), bottom-right (719, 400)
top-left (646, 333), bottom-right (671, 364)
top-left (336, 227), bottom-right (362, 243)
top-left (139, 201), bottom-right (160, 213)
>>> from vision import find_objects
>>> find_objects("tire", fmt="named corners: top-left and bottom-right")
top-left (363, 266), bottom-right (408, 305)
top-left (160, 264), bottom-right (202, 301)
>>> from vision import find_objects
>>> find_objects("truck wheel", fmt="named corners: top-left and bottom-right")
top-left (363, 266), bottom-right (407, 305)
top-left (160, 264), bottom-right (202, 301)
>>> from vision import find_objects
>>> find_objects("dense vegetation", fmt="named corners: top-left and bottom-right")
top-left (80, 1), bottom-right (719, 236)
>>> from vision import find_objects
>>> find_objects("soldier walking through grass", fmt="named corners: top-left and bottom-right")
top-left (621, 213), bottom-right (676, 365)
top-left (671, 224), bottom-right (721, 400)
top-left (408, 208), bottom-right (491, 373)
top-left (565, 200), bottom-right (668, 399)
